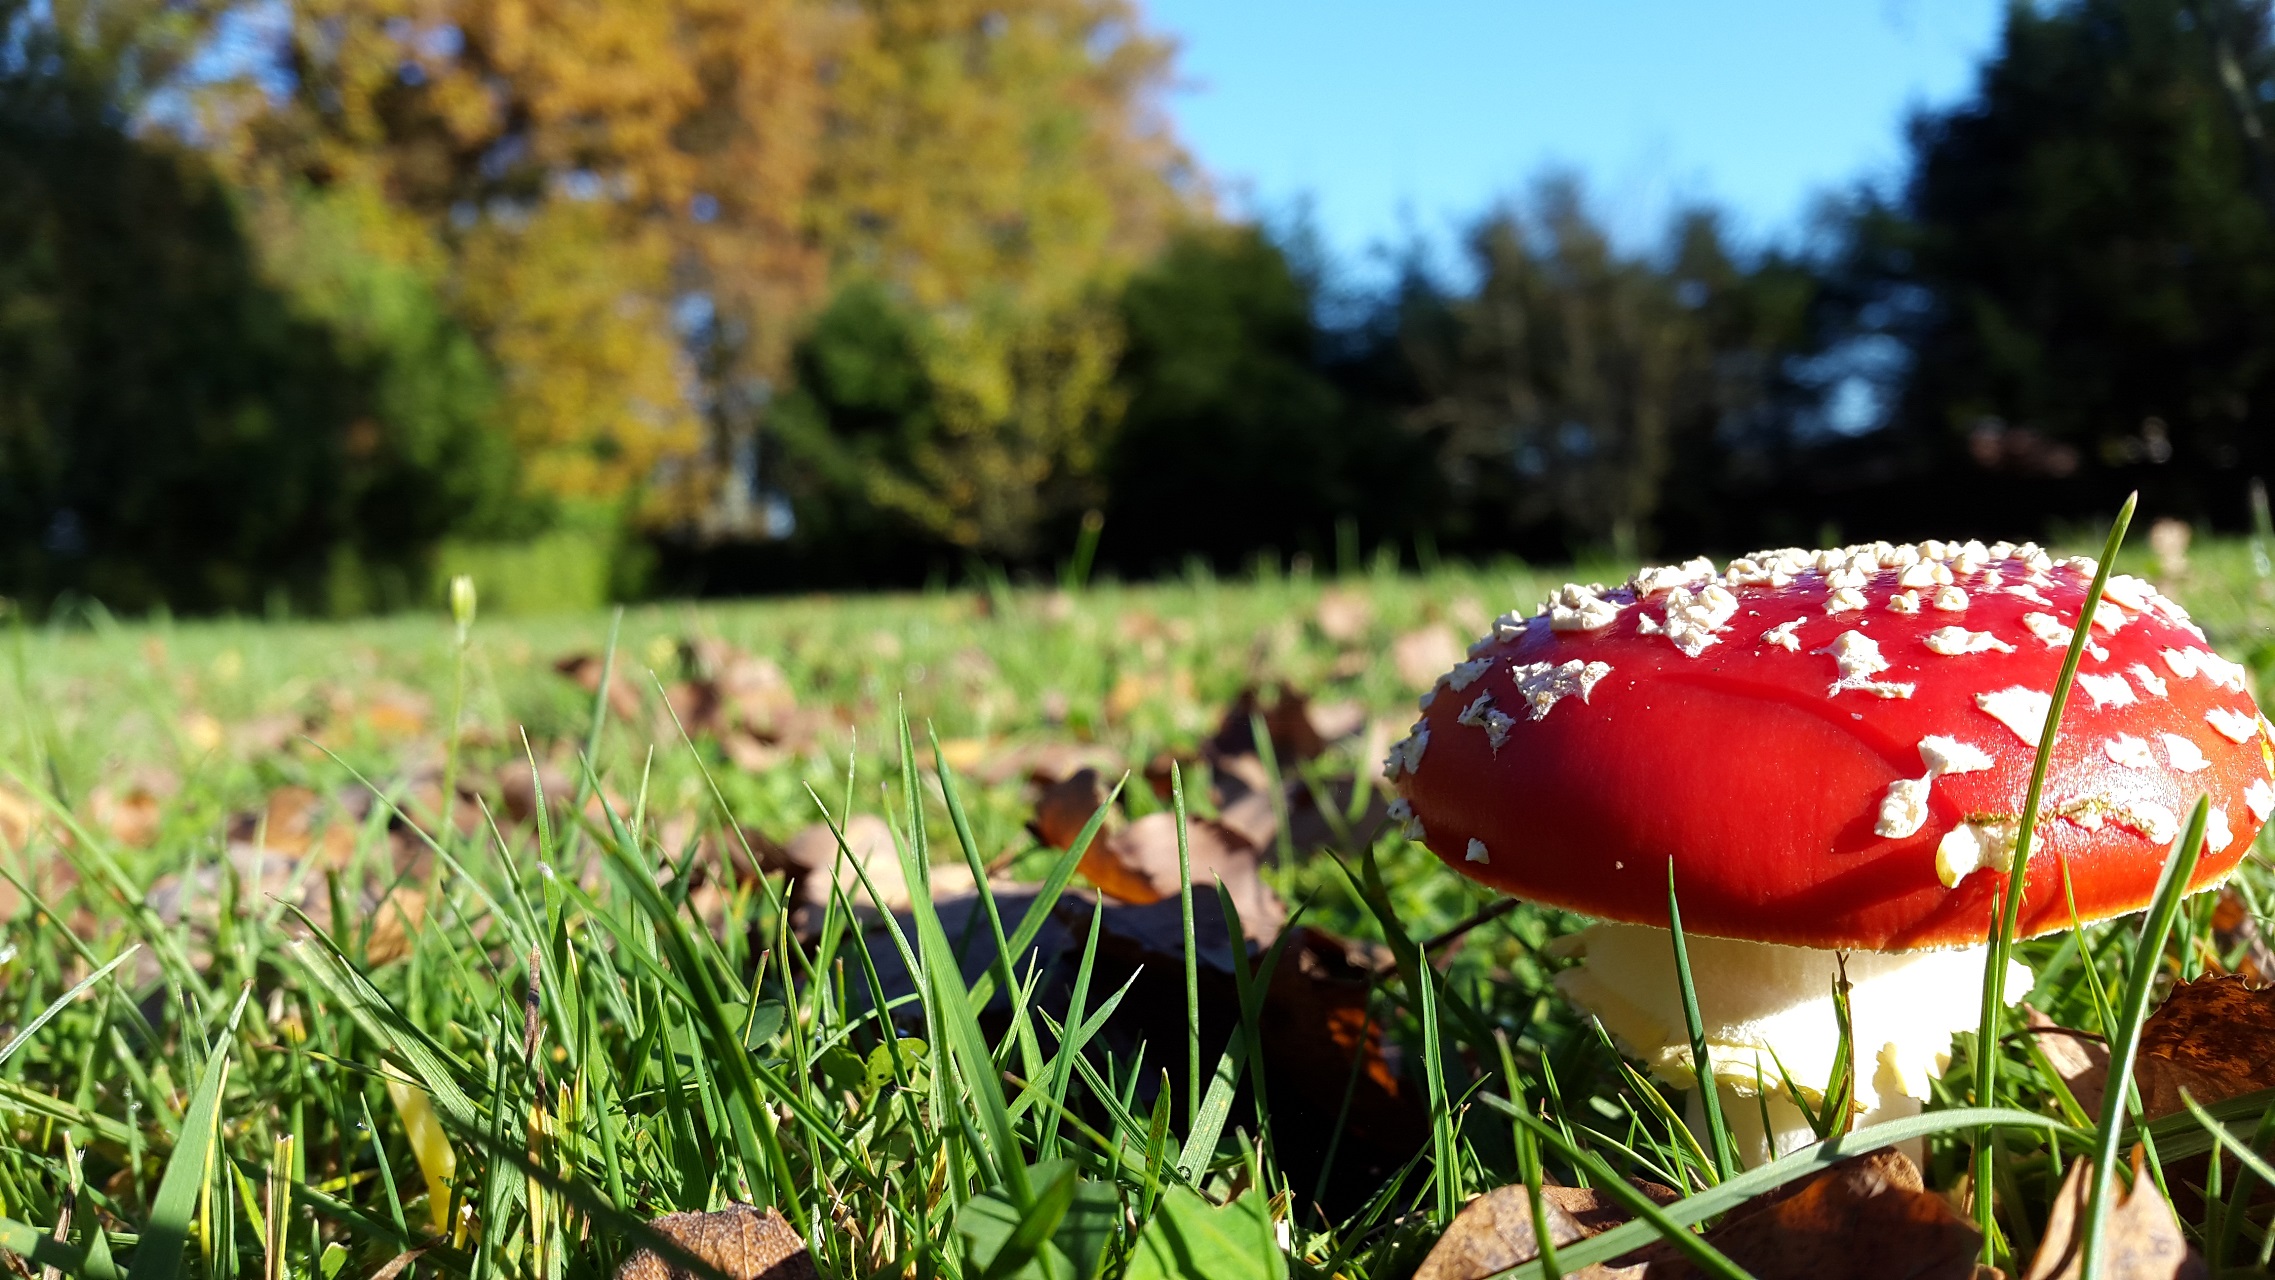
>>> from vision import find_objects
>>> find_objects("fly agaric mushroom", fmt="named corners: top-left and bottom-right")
top-left (1388, 541), bottom-right (2271, 1163)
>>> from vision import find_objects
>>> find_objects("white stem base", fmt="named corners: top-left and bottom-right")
top-left (1686, 1075), bottom-right (1925, 1168)
top-left (1553, 922), bottom-right (2030, 1167)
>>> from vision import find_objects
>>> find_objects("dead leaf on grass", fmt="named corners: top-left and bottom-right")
top-left (1416, 1179), bottom-right (1677, 1280)
top-left (1314, 588), bottom-right (1374, 644)
top-left (2211, 889), bottom-right (2275, 983)
top-left (958, 739), bottom-right (1120, 787)
top-left (1204, 686), bottom-right (1359, 766)
top-left (1031, 768), bottom-right (1115, 851)
top-left (555, 653), bottom-right (645, 722)
top-left (1075, 811), bottom-right (1283, 943)
top-left (2023, 1151), bottom-right (2205, 1280)
top-left (1392, 626), bottom-right (1467, 692)
top-left (2025, 1005), bottom-right (2111, 1118)
top-left (781, 814), bottom-right (975, 928)
top-left (2033, 976), bottom-right (2275, 1125)
top-left (1422, 1150), bottom-right (1980, 1280)
top-left (1659, 1148), bottom-right (1980, 1280)
top-left (364, 887), bottom-right (427, 965)
top-left (89, 783), bottom-right (166, 848)
top-left (614, 1204), bottom-right (816, 1280)
top-left (0, 784), bottom-right (43, 852)
top-left (230, 712), bottom-right (307, 758)
top-left (2134, 974), bottom-right (2275, 1121)
top-left (229, 786), bottom-right (364, 866)
top-left (842, 879), bottom-right (1418, 1216)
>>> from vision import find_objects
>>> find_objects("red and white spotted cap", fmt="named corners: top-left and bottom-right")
top-left (1387, 540), bottom-right (2272, 950)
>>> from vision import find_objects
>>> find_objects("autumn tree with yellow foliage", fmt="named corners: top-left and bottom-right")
top-left (188, 0), bottom-right (1190, 555)
top-left (791, 0), bottom-right (1190, 554)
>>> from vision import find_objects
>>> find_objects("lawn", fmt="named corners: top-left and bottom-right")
top-left (6, 533), bottom-right (2275, 1279)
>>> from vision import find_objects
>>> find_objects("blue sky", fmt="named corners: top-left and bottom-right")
top-left (1143, 0), bottom-right (2009, 271)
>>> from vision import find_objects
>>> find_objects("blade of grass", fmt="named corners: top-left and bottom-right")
top-left (1975, 492), bottom-right (2134, 1260)
top-left (1515, 1123), bottom-right (1561, 1280)
top-left (0, 946), bottom-right (137, 1071)
top-left (2081, 796), bottom-right (2207, 1280)
top-left (1417, 955), bottom-right (1463, 1220)
top-left (1666, 864), bottom-right (1732, 1182)
top-left (126, 986), bottom-right (248, 1280)
top-left (891, 712), bottom-right (1030, 1206)
top-left (0, 1217), bottom-right (122, 1280)
top-left (1173, 761), bottom-right (1199, 1132)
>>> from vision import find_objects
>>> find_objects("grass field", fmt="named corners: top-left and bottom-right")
top-left (7, 533), bottom-right (2275, 1279)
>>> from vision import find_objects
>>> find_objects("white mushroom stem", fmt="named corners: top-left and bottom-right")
top-left (1551, 922), bottom-right (2032, 1166)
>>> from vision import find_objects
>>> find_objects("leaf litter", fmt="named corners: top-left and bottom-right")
top-left (16, 574), bottom-right (2275, 1280)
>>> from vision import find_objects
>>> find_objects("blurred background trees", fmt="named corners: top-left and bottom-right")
top-left (9, 0), bottom-right (2275, 610)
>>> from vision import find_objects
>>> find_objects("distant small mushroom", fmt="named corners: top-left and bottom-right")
top-left (1393, 543), bottom-right (2270, 1163)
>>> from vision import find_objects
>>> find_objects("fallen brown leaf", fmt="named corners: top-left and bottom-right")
top-left (359, 686), bottom-right (430, 740)
top-left (89, 771), bottom-right (173, 848)
top-left (2133, 974), bottom-right (2275, 1121)
top-left (1205, 686), bottom-right (1347, 766)
top-left (1657, 1149), bottom-right (1980, 1280)
top-left (1032, 768), bottom-right (1115, 852)
top-left (782, 814), bottom-right (975, 928)
top-left (230, 712), bottom-right (307, 758)
top-left (1416, 1180), bottom-right (1678, 1280)
top-left (1314, 588), bottom-right (1374, 644)
top-left (684, 638), bottom-right (797, 732)
top-left (1076, 811), bottom-right (1283, 942)
top-left (555, 653), bottom-right (645, 722)
top-left (1392, 626), bottom-right (1467, 692)
top-left (228, 786), bottom-right (363, 865)
top-left (364, 888), bottom-right (427, 965)
top-left (2025, 1005), bottom-right (2110, 1118)
top-left (2020, 976), bottom-right (2275, 1130)
top-left (0, 783), bottom-right (43, 851)
top-left (614, 1204), bottom-right (815, 1280)
top-left (2023, 1151), bottom-right (2205, 1280)
top-left (959, 739), bottom-right (1120, 787)
top-left (2211, 889), bottom-right (2275, 982)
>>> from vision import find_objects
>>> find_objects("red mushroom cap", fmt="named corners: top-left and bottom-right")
top-left (1389, 541), bottom-right (2272, 950)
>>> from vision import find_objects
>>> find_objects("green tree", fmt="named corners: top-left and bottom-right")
top-left (764, 280), bottom-right (947, 576)
top-left (1856, 0), bottom-right (2275, 521)
top-left (0, 4), bottom-right (517, 612)
top-left (1102, 224), bottom-right (1435, 571)
top-left (1401, 182), bottom-right (1701, 557)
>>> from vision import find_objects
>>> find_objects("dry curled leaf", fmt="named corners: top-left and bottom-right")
top-left (614, 1204), bottom-right (815, 1280)
top-left (2025, 1005), bottom-right (2111, 1118)
top-left (1657, 1149), bottom-right (1980, 1280)
top-left (2133, 974), bottom-right (2275, 1121)
top-left (1076, 811), bottom-right (1284, 942)
top-left (1414, 1180), bottom-right (1676, 1280)
top-left (554, 653), bottom-right (645, 722)
top-left (2211, 889), bottom-right (2275, 983)
top-left (782, 814), bottom-right (974, 928)
top-left (1314, 588), bottom-right (1374, 644)
top-left (1032, 768), bottom-right (1114, 852)
top-left (2023, 1151), bottom-right (2205, 1280)
top-left (1204, 686), bottom-right (1356, 766)
top-left (2020, 977), bottom-right (2275, 1126)
top-left (1392, 626), bottom-right (1467, 693)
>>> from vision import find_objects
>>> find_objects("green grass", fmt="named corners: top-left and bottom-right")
top-left (3, 538), bottom-right (2275, 1278)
